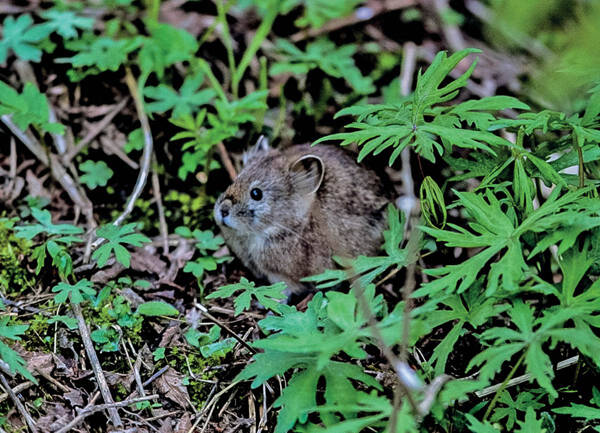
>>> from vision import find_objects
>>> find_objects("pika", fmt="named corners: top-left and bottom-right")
top-left (214, 138), bottom-right (391, 294)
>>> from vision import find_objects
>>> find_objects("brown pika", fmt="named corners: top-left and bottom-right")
top-left (214, 138), bottom-right (391, 294)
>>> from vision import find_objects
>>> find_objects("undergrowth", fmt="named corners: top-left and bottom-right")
top-left (0, 0), bottom-right (599, 432)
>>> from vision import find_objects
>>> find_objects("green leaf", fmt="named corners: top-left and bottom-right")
top-left (465, 414), bottom-right (502, 433)
top-left (271, 38), bottom-right (374, 94)
top-left (515, 407), bottom-right (546, 433)
top-left (92, 223), bottom-right (150, 268)
top-left (59, 36), bottom-right (142, 75)
top-left (14, 207), bottom-right (83, 240)
top-left (39, 10), bottom-right (94, 40)
top-left (0, 81), bottom-right (65, 133)
top-left (51, 279), bottom-right (96, 304)
top-left (136, 301), bottom-right (179, 317)
top-left (48, 315), bottom-right (78, 330)
top-left (207, 277), bottom-right (287, 315)
top-left (554, 403), bottom-right (600, 421)
top-left (0, 14), bottom-right (52, 63)
top-left (144, 73), bottom-right (215, 118)
top-left (138, 22), bottom-right (198, 80)
top-left (0, 339), bottom-right (37, 383)
top-left (79, 160), bottom-right (114, 189)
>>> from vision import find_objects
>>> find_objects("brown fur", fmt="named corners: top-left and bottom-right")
top-left (214, 143), bottom-right (390, 293)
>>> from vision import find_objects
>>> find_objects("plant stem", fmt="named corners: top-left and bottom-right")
top-left (231, 5), bottom-right (278, 96)
top-left (147, 0), bottom-right (161, 23)
top-left (483, 350), bottom-right (526, 421)
top-left (577, 143), bottom-right (585, 189)
top-left (216, 0), bottom-right (237, 97)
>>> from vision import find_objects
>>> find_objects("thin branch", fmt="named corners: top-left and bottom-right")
top-left (291, 0), bottom-right (416, 42)
top-left (0, 373), bottom-right (37, 432)
top-left (151, 155), bottom-right (169, 255)
top-left (62, 98), bottom-right (129, 165)
top-left (0, 115), bottom-right (96, 229)
top-left (0, 381), bottom-right (34, 404)
top-left (54, 394), bottom-right (158, 433)
top-left (71, 302), bottom-right (122, 428)
top-left (195, 303), bottom-right (257, 354)
top-left (115, 67), bottom-right (153, 227)
top-left (217, 141), bottom-right (237, 181)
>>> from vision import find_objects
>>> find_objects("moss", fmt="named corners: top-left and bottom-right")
top-left (23, 313), bottom-right (53, 351)
top-left (164, 190), bottom-right (211, 227)
top-left (162, 347), bottom-right (221, 408)
top-left (0, 217), bottom-right (34, 295)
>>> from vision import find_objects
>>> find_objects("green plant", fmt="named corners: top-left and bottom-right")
top-left (79, 160), bottom-right (114, 190)
top-left (0, 81), bottom-right (65, 134)
top-left (185, 324), bottom-right (236, 358)
top-left (271, 38), bottom-right (375, 95)
top-left (315, 49), bottom-right (529, 164)
top-left (177, 227), bottom-right (228, 290)
top-left (0, 14), bottom-right (52, 63)
top-left (14, 208), bottom-right (83, 279)
top-left (92, 223), bottom-right (150, 267)
top-left (0, 316), bottom-right (36, 383)
top-left (52, 279), bottom-right (96, 304)
top-left (207, 277), bottom-right (287, 315)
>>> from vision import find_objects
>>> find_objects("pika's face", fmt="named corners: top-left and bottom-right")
top-left (214, 148), bottom-right (324, 237)
top-left (214, 155), bottom-right (287, 235)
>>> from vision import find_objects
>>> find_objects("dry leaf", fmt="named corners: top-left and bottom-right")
top-left (155, 367), bottom-right (190, 409)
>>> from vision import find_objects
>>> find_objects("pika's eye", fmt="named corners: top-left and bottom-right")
top-left (250, 188), bottom-right (263, 201)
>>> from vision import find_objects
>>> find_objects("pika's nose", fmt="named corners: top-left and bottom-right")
top-left (220, 207), bottom-right (229, 218)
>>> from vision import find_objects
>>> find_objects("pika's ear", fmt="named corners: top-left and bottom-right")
top-left (290, 155), bottom-right (324, 195)
top-left (243, 135), bottom-right (270, 165)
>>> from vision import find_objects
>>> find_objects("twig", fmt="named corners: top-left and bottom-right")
top-left (470, 355), bottom-right (579, 401)
top-left (86, 68), bottom-right (153, 260)
top-left (62, 98), bottom-right (129, 165)
top-left (0, 115), bottom-right (96, 229)
top-left (397, 42), bottom-right (419, 226)
top-left (0, 381), bottom-right (34, 404)
top-left (194, 303), bottom-right (256, 354)
top-left (291, 0), bottom-right (416, 42)
top-left (71, 302), bottom-right (122, 427)
top-left (115, 69), bottom-right (153, 227)
top-left (429, 0), bottom-right (466, 51)
top-left (0, 373), bottom-right (37, 432)
top-left (54, 394), bottom-right (158, 433)
top-left (217, 142), bottom-right (237, 181)
top-left (151, 156), bottom-right (169, 255)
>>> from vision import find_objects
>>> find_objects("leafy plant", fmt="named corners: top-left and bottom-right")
top-left (0, 14), bottom-right (52, 63)
top-left (207, 277), bottom-right (287, 315)
top-left (315, 49), bottom-right (528, 164)
top-left (271, 38), bottom-right (375, 94)
top-left (171, 91), bottom-right (268, 179)
top-left (52, 279), bottom-right (97, 304)
top-left (14, 208), bottom-right (83, 279)
top-left (0, 317), bottom-right (36, 382)
top-left (177, 227), bottom-right (228, 289)
top-left (92, 223), bottom-right (150, 267)
top-left (185, 324), bottom-right (236, 358)
top-left (0, 81), bottom-right (65, 134)
top-left (39, 10), bottom-right (94, 40)
top-left (144, 73), bottom-right (215, 118)
top-left (234, 287), bottom-right (426, 432)
top-left (79, 160), bottom-right (114, 190)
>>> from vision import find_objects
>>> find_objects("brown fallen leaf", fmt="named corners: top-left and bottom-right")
top-left (63, 388), bottom-right (84, 407)
top-left (20, 349), bottom-right (53, 376)
top-left (175, 412), bottom-right (192, 433)
top-left (154, 367), bottom-right (191, 409)
top-left (158, 417), bottom-right (175, 433)
top-left (25, 169), bottom-right (51, 199)
top-left (131, 246), bottom-right (168, 276)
